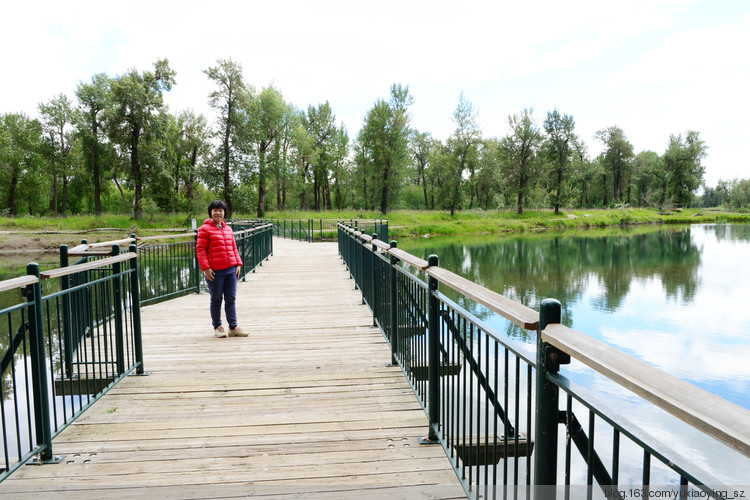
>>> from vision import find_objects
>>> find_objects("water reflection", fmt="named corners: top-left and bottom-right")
top-left (399, 224), bottom-right (750, 482)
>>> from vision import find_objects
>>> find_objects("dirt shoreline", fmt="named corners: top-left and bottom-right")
top-left (0, 230), bottom-right (136, 255)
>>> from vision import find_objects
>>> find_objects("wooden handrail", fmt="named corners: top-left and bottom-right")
top-left (426, 266), bottom-right (539, 330)
top-left (0, 275), bottom-right (39, 293)
top-left (341, 222), bottom-right (534, 326)
top-left (88, 237), bottom-right (136, 248)
top-left (136, 232), bottom-right (196, 242)
top-left (41, 252), bottom-right (137, 280)
top-left (372, 239), bottom-right (391, 251)
top-left (542, 323), bottom-right (750, 458)
top-left (388, 248), bottom-right (428, 270)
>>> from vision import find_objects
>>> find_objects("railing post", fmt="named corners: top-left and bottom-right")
top-left (240, 230), bottom-right (247, 281)
top-left (112, 244), bottom-right (126, 376)
top-left (194, 229), bottom-right (200, 293)
top-left (128, 243), bottom-right (146, 375)
top-left (26, 262), bottom-right (53, 462)
top-left (534, 298), bottom-right (566, 496)
top-left (371, 234), bottom-right (379, 327)
top-left (59, 244), bottom-right (74, 377)
top-left (389, 240), bottom-right (399, 366)
top-left (425, 254), bottom-right (440, 442)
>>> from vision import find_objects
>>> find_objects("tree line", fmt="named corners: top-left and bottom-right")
top-left (1, 57), bottom-right (744, 220)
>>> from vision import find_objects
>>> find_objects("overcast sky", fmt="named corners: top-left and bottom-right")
top-left (2, 0), bottom-right (747, 187)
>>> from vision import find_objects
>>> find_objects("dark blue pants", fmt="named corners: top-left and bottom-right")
top-left (206, 267), bottom-right (238, 330)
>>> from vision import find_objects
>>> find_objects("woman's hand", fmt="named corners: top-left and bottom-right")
top-left (204, 268), bottom-right (215, 281)
top-left (235, 265), bottom-right (241, 279)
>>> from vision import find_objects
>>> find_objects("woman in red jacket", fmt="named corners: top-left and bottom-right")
top-left (196, 200), bottom-right (248, 338)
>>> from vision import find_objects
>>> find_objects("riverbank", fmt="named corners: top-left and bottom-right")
top-left (2, 208), bottom-right (749, 252)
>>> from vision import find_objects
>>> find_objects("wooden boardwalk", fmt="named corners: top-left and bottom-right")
top-left (1, 238), bottom-right (466, 499)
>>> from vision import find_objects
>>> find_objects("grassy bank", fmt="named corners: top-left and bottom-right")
top-left (2, 208), bottom-right (749, 240)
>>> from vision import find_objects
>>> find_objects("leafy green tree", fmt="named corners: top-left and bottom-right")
top-left (107, 59), bottom-right (175, 219)
top-left (543, 109), bottom-right (577, 214)
top-left (499, 108), bottom-right (544, 214)
top-left (476, 138), bottom-right (501, 209)
top-left (632, 151), bottom-right (661, 207)
top-left (75, 73), bottom-right (111, 215)
top-left (251, 86), bottom-right (287, 217)
top-left (661, 131), bottom-right (707, 207)
top-left (358, 84), bottom-right (413, 214)
top-left (595, 126), bottom-right (634, 205)
top-left (410, 131), bottom-right (434, 209)
top-left (729, 178), bottom-right (750, 209)
top-left (450, 93), bottom-right (481, 212)
top-left (0, 113), bottom-right (45, 215)
top-left (205, 58), bottom-right (252, 212)
top-left (39, 94), bottom-right (75, 216)
top-left (328, 125), bottom-right (350, 210)
top-left (302, 102), bottom-right (337, 211)
top-left (271, 104), bottom-right (299, 210)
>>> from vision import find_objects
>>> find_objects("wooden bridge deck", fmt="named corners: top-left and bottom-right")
top-left (0, 238), bottom-right (465, 499)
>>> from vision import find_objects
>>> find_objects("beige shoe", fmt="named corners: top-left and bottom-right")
top-left (214, 326), bottom-right (227, 338)
top-left (228, 326), bottom-right (248, 337)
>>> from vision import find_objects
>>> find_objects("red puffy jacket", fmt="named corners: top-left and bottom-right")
top-left (196, 219), bottom-right (243, 271)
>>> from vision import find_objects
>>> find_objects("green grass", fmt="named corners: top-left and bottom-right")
top-left (2, 208), bottom-right (749, 238)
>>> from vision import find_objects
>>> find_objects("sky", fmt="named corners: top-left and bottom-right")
top-left (1, 0), bottom-right (748, 187)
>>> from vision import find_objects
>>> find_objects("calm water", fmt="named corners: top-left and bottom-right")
top-left (398, 223), bottom-right (750, 484)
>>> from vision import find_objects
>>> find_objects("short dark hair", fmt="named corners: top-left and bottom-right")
top-left (207, 200), bottom-right (229, 218)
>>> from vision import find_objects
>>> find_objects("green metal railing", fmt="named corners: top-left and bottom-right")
top-left (0, 224), bottom-right (273, 481)
top-left (0, 248), bottom-right (141, 480)
top-left (247, 218), bottom-right (388, 243)
top-left (338, 223), bottom-right (750, 499)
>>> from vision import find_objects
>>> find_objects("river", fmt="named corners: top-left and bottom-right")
top-left (397, 223), bottom-right (750, 485)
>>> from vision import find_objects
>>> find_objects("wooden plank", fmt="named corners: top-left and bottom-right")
top-left (0, 275), bottom-right (37, 293)
top-left (543, 323), bottom-right (750, 458)
top-left (41, 252), bottom-right (137, 279)
top-left (427, 266), bottom-right (539, 330)
top-left (372, 238), bottom-right (391, 250)
top-left (388, 247), bottom-right (429, 270)
top-left (67, 249), bottom-right (114, 257)
top-left (88, 237), bottom-right (136, 248)
top-left (135, 232), bottom-right (195, 242)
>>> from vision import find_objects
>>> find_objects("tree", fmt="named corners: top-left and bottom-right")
top-left (251, 86), bottom-right (287, 217)
top-left (595, 126), bottom-right (634, 205)
top-left (39, 94), bottom-right (75, 216)
top-left (543, 109), bottom-right (577, 214)
top-left (75, 73), bottom-right (111, 215)
top-left (205, 58), bottom-right (252, 212)
top-left (449, 93), bottom-right (481, 214)
top-left (661, 131), bottom-right (707, 207)
top-left (410, 131), bottom-right (434, 209)
top-left (499, 109), bottom-right (544, 214)
top-left (302, 102), bottom-right (336, 211)
top-left (633, 151), bottom-right (661, 207)
top-left (0, 113), bottom-right (44, 215)
top-left (107, 59), bottom-right (176, 220)
top-left (359, 83), bottom-right (413, 214)
top-left (476, 138), bottom-right (501, 209)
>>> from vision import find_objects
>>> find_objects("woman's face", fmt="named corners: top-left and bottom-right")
top-left (211, 207), bottom-right (225, 223)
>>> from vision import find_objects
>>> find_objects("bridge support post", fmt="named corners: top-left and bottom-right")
top-left (389, 241), bottom-right (399, 366)
top-left (422, 254), bottom-right (440, 443)
top-left (112, 245), bottom-right (126, 376)
top-left (60, 244), bottom-right (74, 377)
top-left (534, 298), bottom-right (569, 498)
top-left (371, 234), bottom-right (379, 327)
top-left (129, 243), bottom-right (146, 375)
top-left (26, 262), bottom-right (54, 462)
